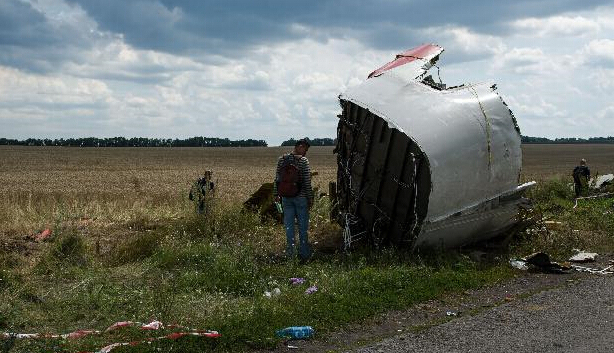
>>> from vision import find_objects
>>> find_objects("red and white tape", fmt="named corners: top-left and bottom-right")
top-left (1, 320), bottom-right (220, 352)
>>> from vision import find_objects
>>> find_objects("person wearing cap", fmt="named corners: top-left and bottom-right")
top-left (274, 138), bottom-right (313, 261)
top-left (572, 159), bottom-right (590, 198)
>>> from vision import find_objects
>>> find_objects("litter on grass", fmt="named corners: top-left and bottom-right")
top-left (592, 174), bottom-right (614, 190)
top-left (509, 260), bottom-right (528, 271)
top-left (1, 320), bottom-right (219, 353)
top-left (264, 287), bottom-right (282, 298)
top-left (509, 252), bottom-right (570, 274)
top-left (511, 252), bottom-right (613, 275)
top-left (570, 264), bottom-right (613, 274)
top-left (304, 285), bottom-right (318, 295)
top-left (276, 326), bottom-right (314, 340)
top-left (290, 277), bottom-right (305, 285)
top-left (568, 251), bottom-right (598, 263)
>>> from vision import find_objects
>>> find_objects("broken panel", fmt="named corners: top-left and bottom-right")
top-left (334, 43), bottom-right (535, 249)
top-left (335, 101), bottom-right (430, 247)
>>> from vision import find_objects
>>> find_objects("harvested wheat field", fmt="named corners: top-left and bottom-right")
top-left (521, 144), bottom-right (614, 181)
top-left (1, 144), bottom-right (613, 239)
top-left (0, 146), bottom-right (335, 234)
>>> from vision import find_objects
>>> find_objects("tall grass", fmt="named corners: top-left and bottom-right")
top-left (513, 176), bottom-right (614, 257)
top-left (0, 198), bottom-right (517, 352)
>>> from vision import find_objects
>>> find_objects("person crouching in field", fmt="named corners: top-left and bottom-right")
top-left (274, 139), bottom-right (313, 261)
top-left (189, 170), bottom-right (215, 215)
top-left (572, 159), bottom-right (590, 198)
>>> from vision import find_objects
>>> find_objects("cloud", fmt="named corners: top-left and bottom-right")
top-left (512, 16), bottom-right (599, 37)
top-left (0, 0), bottom-right (111, 73)
top-left (419, 26), bottom-right (506, 64)
top-left (63, 0), bottom-right (613, 55)
top-left (2, 1), bottom-right (614, 143)
top-left (492, 47), bottom-right (550, 74)
top-left (581, 38), bottom-right (614, 68)
top-left (63, 39), bottom-right (206, 84)
top-left (0, 0), bottom-right (57, 47)
top-left (0, 65), bottom-right (110, 105)
top-left (597, 105), bottom-right (614, 120)
top-left (505, 93), bottom-right (567, 119)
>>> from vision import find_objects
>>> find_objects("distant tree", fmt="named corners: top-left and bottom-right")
top-left (280, 137), bottom-right (336, 146)
top-left (0, 136), bottom-right (269, 147)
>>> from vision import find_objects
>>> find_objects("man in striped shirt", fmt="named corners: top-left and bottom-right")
top-left (274, 138), bottom-right (313, 261)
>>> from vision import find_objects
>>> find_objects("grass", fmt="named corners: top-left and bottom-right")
top-left (1, 145), bottom-right (613, 352)
top-left (512, 176), bottom-right (614, 257)
top-left (1, 201), bottom-right (515, 353)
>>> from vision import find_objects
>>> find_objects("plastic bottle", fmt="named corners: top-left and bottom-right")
top-left (275, 326), bottom-right (314, 339)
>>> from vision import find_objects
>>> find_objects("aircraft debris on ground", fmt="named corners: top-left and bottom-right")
top-left (331, 43), bottom-right (535, 250)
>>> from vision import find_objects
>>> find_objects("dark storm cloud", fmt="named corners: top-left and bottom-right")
top-left (0, 0), bottom-right (99, 73)
top-left (66, 0), bottom-right (612, 53)
top-left (1, 0), bottom-right (610, 74)
top-left (0, 0), bottom-right (58, 47)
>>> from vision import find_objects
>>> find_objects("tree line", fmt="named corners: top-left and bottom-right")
top-left (521, 136), bottom-right (614, 144)
top-left (0, 137), bottom-right (268, 147)
top-left (3, 136), bottom-right (611, 147)
top-left (280, 137), bottom-right (336, 146)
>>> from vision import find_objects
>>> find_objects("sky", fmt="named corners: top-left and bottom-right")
top-left (1, 0), bottom-right (613, 146)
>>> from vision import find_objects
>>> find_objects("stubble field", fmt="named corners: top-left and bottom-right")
top-left (2, 144), bottom-right (612, 239)
top-left (0, 146), bottom-right (336, 237)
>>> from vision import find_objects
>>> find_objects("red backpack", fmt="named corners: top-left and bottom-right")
top-left (278, 154), bottom-right (301, 197)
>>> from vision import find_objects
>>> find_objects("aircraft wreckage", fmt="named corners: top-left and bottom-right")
top-left (332, 43), bottom-right (536, 249)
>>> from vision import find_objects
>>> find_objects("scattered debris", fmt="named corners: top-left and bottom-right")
top-left (290, 277), bottom-right (305, 285)
top-left (573, 191), bottom-right (614, 208)
top-left (570, 264), bottom-right (613, 275)
top-left (264, 287), bottom-right (281, 298)
top-left (510, 252), bottom-right (570, 274)
top-left (509, 259), bottom-right (528, 271)
top-left (304, 285), bottom-right (318, 295)
top-left (1, 320), bottom-right (220, 353)
top-left (276, 326), bottom-right (314, 339)
top-left (591, 174), bottom-right (614, 190)
top-left (568, 251), bottom-right (598, 263)
top-left (32, 228), bottom-right (52, 242)
top-left (543, 220), bottom-right (563, 230)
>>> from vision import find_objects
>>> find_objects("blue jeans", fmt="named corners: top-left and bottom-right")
top-left (282, 196), bottom-right (311, 260)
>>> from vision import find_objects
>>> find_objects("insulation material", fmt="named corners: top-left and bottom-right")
top-left (334, 43), bottom-right (535, 249)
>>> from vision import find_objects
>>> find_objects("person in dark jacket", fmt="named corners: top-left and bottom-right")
top-left (189, 170), bottom-right (215, 215)
top-left (273, 138), bottom-right (313, 261)
top-left (572, 159), bottom-right (590, 198)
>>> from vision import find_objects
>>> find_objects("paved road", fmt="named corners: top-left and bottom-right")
top-left (351, 275), bottom-right (614, 353)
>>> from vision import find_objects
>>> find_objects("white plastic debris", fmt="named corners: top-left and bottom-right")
top-left (570, 264), bottom-right (613, 274)
top-left (510, 259), bottom-right (528, 270)
top-left (592, 174), bottom-right (614, 189)
top-left (568, 251), bottom-right (598, 263)
top-left (263, 287), bottom-right (281, 298)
